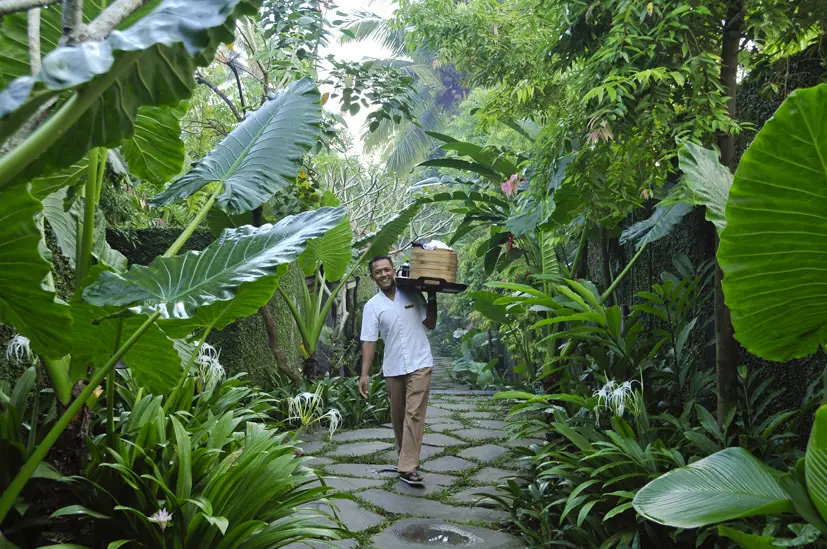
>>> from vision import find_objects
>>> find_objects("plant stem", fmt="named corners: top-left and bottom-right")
top-left (27, 366), bottom-right (42, 450)
top-left (600, 244), bottom-right (647, 304)
top-left (163, 328), bottom-right (211, 413)
top-left (76, 148), bottom-right (100, 286)
top-left (278, 286), bottom-right (313, 351)
top-left (106, 317), bottom-right (123, 444)
top-left (0, 311), bottom-right (160, 523)
top-left (570, 225), bottom-right (588, 278)
top-left (163, 186), bottom-right (220, 258)
top-left (0, 51), bottom-right (140, 189)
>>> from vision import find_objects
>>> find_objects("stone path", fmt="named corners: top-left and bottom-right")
top-left (287, 358), bottom-right (527, 549)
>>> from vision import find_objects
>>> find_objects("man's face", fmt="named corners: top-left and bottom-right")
top-left (370, 259), bottom-right (395, 291)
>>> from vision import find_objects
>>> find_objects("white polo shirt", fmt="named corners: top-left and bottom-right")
top-left (360, 288), bottom-right (434, 377)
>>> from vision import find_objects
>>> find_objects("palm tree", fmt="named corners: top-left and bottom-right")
top-left (340, 9), bottom-right (468, 173)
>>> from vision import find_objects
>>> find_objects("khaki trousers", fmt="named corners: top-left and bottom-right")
top-left (386, 367), bottom-right (432, 473)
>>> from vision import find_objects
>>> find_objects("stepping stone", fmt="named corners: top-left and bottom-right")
top-left (420, 456), bottom-right (476, 473)
top-left (283, 539), bottom-right (358, 549)
top-left (425, 407), bottom-right (452, 418)
top-left (431, 389), bottom-right (497, 396)
top-left (459, 444), bottom-right (510, 462)
top-left (463, 412), bottom-right (496, 420)
top-left (333, 428), bottom-right (396, 442)
top-left (329, 441), bottom-right (395, 457)
top-left (371, 518), bottom-right (521, 548)
top-left (425, 414), bottom-right (457, 425)
top-left (309, 476), bottom-right (387, 492)
top-left (389, 472), bottom-right (456, 497)
top-left (358, 490), bottom-right (508, 523)
top-left (296, 440), bottom-right (327, 454)
top-left (303, 456), bottom-right (334, 468)
top-left (452, 428), bottom-right (507, 442)
top-left (473, 420), bottom-right (509, 429)
top-left (380, 444), bottom-right (444, 463)
top-left (505, 438), bottom-right (545, 448)
top-left (432, 402), bottom-right (478, 411)
top-left (471, 467), bottom-right (520, 485)
top-left (423, 433), bottom-right (464, 447)
top-left (429, 421), bottom-right (463, 433)
top-left (448, 486), bottom-right (501, 508)
top-left (382, 422), bottom-right (394, 429)
top-left (325, 463), bottom-right (399, 479)
top-left (302, 498), bottom-right (384, 532)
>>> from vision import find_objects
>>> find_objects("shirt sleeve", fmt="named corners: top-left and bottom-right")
top-left (414, 291), bottom-right (428, 322)
top-left (360, 301), bottom-right (379, 342)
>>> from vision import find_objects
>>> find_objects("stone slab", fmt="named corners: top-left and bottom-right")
top-left (462, 412), bottom-right (496, 420)
top-left (431, 389), bottom-right (498, 396)
top-left (452, 428), bottom-right (507, 442)
top-left (473, 420), bottom-right (509, 429)
top-left (505, 438), bottom-right (545, 448)
top-left (429, 421), bottom-right (463, 433)
top-left (432, 402), bottom-right (479, 411)
top-left (309, 476), bottom-right (387, 492)
top-left (425, 406), bottom-right (453, 418)
top-left (296, 440), bottom-right (328, 454)
top-left (471, 467), bottom-right (520, 485)
top-left (459, 444), bottom-right (510, 462)
top-left (389, 472), bottom-right (456, 497)
top-left (325, 463), bottom-right (399, 479)
top-left (371, 518), bottom-right (522, 549)
top-left (333, 427), bottom-right (396, 442)
top-left (358, 490), bottom-right (508, 523)
top-left (302, 498), bottom-right (384, 532)
top-left (448, 486), bottom-right (501, 508)
top-left (420, 456), bottom-right (476, 473)
top-left (423, 433), bottom-right (465, 447)
top-left (328, 441), bottom-right (395, 457)
top-left (303, 456), bottom-right (334, 468)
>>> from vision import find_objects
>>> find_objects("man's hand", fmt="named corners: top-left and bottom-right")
top-left (358, 375), bottom-right (369, 398)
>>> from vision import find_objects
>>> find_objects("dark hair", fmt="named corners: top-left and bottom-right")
top-left (368, 255), bottom-right (393, 274)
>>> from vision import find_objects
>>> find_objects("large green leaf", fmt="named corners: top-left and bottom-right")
top-left (806, 405), bottom-right (827, 522)
top-left (619, 200), bottom-right (693, 250)
top-left (718, 84), bottom-right (827, 361)
top-left (0, 185), bottom-right (72, 358)
top-left (83, 207), bottom-right (344, 319)
top-left (297, 193), bottom-right (352, 281)
top-left (437, 141), bottom-right (517, 177)
top-left (633, 447), bottom-right (793, 529)
top-left (121, 105), bottom-right (186, 188)
top-left (149, 78), bottom-right (321, 214)
top-left (357, 202), bottom-right (423, 258)
top-left (30, 160), bottom-right (88, 200)
top-left (0, 2), bottom-right (105, 88)
top-left (42, 187), bottom-right (128, 272)
top-left (160, 272), bottom-right (284, 338)
top-left (678, 142), bottom-right (733, 233)
top-left (469, 291), bottom-right (509, 323)
top-left (416, 158), bottom-right (501, 180)
top-left (718, 526), bottom-right (777, 549)
top-left (0, 0), bottom-right (257, 187)
top-left (71, 300), bottom-right (181, 393)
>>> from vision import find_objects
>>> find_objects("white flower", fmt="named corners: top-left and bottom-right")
top-left (149, 508), bottom-right (173, 531)
top-left (594, 378), bottom-right (640, 421)
top-left (194, 343), bottom-right (225, 386)
top-left (323, 408), bottom-right (342, 437)
top-left (5, 334), bottom-right (34, 365)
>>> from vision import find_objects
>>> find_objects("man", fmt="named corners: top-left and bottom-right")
top-left (359, 255), bottom-right (437, 485)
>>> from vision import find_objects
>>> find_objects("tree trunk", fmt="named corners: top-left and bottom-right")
top-left (714, 0), bottom-right (744, 426)
top-left (251, 207), bottom-right (301, 386)
top-left (303, 353), bottom-right (318, 380)
top-left (599, 229), bottom-right (613, 305)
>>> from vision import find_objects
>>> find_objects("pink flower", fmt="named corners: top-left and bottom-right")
top-left (466, 323), bottom-right (473, 330)
top-left (501, 174), bottom-right (519, 197)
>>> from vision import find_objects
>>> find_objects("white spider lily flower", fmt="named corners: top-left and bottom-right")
top-left (323, 408), bottom-right (343, 437)
top-left (149, 508), bottom-right (173, 531)
top-left (594, 378), bottom-right (640, 421)
top-left (5, 334), bottom-right (34, 365)
top-left (288, 390), bottom-right (322, 423)
top-left (194, 342), bottom-right (225, 387)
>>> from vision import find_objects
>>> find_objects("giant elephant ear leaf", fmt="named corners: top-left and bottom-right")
top-left (620, 200), bottom-right (692, 250)
top-left (718, 84), bottom-right (827, 361)
top-left (297, 193), bottom-right (352, 281)
top-left (121, 105), bottom-right (186, 189)
top-left (633, 447), bottom-right (793, 529)
top-left (83, 207), bottom-right (344, 319)
top-left (0, 186), bottom-right (72, 357)
top-left (149, 78), bottom-right (321, 214)
top-left (678, 142), bottom-right (733, 233)
top-left (0, 0), bottom-right (257, 187)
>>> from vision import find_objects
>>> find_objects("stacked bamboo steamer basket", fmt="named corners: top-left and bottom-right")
top-left (409, 247), bottom-right (458, 283)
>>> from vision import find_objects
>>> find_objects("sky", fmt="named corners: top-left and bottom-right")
top-left (318, 0), bottom-right (398, 154)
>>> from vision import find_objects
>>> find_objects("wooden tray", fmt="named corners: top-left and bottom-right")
top-left (396, 276), bottom-right (468, 294)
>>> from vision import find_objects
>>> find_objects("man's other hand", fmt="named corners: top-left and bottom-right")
top-left (358, 375), bottom-right (369, 398)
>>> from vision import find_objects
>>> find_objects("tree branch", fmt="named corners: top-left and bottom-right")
top-left (81, 0), bottom-right (150, 41)
top-left (0, 0), bottom-right (59, 17)
top-left (195, 72), bottom-right (243, 122)
top-left (60, 0), bottom-right (84, 45)
top-left (28, 8), bottom-right (41, 73)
